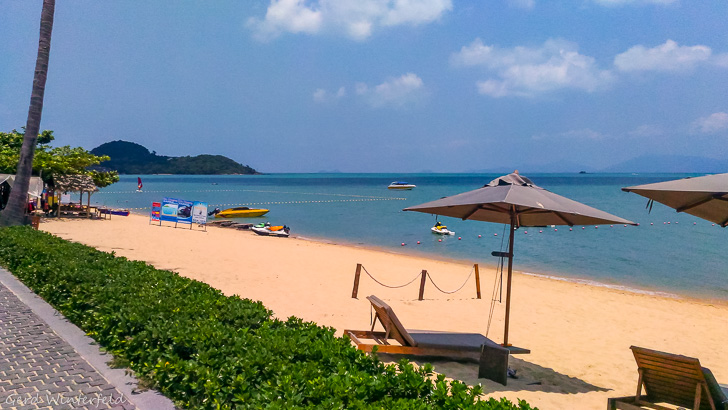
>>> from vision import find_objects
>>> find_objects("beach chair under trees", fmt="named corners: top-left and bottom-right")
top-left (608, 346), bottom-right (728, 410)
top-left (344, 295), bottom-right (519, 385)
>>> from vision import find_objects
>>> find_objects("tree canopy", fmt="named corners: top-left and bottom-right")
top-left (0, 129), bottom-right (119, 188)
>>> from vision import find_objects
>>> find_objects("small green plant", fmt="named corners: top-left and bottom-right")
top-left (0, 227), bottom-right (536, 409)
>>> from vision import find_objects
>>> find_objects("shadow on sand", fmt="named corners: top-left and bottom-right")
top-left (377, 353), bottom-right (610, 395)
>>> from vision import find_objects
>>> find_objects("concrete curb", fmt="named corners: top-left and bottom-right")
top-left (0, 267), bottom-right (177, 410)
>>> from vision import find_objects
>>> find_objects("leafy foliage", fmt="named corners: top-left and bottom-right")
top-left (0, 129), bottom-right (119, 188)
top-left (90, 140), bottom-right (258, 175)
top-left (0, 227), bottom-right (537, 410)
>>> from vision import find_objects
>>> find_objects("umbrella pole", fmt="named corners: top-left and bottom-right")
top-left (503, 211), bottom-right (516, 347)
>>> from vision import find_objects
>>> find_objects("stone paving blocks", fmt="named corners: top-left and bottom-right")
top-left (0, 284), bottom-right (135, 410)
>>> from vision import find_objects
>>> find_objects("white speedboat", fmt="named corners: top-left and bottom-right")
top-left (388, 181), bottom-right (416, 190)
top-left (431, 225), bottom-right (454, 235)
top-left (251, 223), bottom-right (290, 237)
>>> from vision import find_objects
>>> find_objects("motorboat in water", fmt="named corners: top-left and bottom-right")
top-left (388, 181), bottom-right (416, 190)
top-left (214, 207), bottom-right (269, 218)
top-left (431, 223), bottom-right (454, 235)
top-left (251, 222), bottom-right (290, 237)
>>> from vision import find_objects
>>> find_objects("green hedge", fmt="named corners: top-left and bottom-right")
top-left (0, 227), bottom-right (535, 409)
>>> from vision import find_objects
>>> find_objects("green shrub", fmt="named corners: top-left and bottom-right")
top-left (0, 227), bottom-right (536, 409)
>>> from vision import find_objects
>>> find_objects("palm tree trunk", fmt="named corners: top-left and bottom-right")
top-left (0, 0), bottom-right (56, 227)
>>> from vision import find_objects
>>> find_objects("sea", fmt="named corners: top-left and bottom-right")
top-left (90, 173), bottom-right (727, 302)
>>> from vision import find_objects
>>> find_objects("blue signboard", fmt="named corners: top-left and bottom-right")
top-left (161, 197), bottom-right (194, 224)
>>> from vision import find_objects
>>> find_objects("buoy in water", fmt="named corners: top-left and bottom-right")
top-left (417, 241), bottom-right (421, 244)
top-left (401, 243), bottom-right (405, 246)
top-left (539, 230), bottom-right (542, 233)
top-left (569, 228), bottom-right (573, 231)
top-left (582, 227), bottom-right (585, 229)
top-left (478, 234), bottom-right (482, 238)
top-left (438, 239), bottom-right (442, 242)
top-left (524, 231), bottom-right (528, 234)
top-left (554, 228), bottom-right (558, 232)
top-left (458, 237), bottom-right (462, 240)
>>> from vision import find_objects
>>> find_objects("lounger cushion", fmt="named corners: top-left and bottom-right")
top-left (408, 330), bottom-right (491, 352)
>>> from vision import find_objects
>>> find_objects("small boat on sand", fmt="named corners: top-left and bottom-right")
top-left (388, 181), bottom-right (416, 190)
top-left (100, 208), bottom-right (130, 216)
top-left (214, 207), bottom-right (269, 218)
top-left (251, 222), bottom-right (290, 237)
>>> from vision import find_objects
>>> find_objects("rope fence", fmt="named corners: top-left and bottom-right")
top-left (351, 263), bottom-right (481, 300)
top-left (96, 188), bottom-right (405, 200)
top-left (118, 197), bottom-right (404, 211)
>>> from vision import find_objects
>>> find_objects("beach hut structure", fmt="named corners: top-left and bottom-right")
top-left (52, 174), bottom-right (99, 218)
top-left (404, 171), bottom-right (635, 350)
top-left (0, 174), bottom-right (44, 202)
top-left (622, 173), bottom-right (728, 227)
top-left (0, 174), bottom-right (45, 217)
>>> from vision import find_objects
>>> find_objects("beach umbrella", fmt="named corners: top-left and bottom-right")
top-left (622, 173), bottom-right (728, 227)
top-left (403, 171), bottom-right (635, 350)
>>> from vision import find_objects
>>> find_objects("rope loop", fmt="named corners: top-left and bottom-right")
top-left (425, 265), bottom-right (475, 294)
top-left (361, 265), bottom-right (422, 289)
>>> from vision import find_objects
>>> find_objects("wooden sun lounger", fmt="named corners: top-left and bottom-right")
top-left (344, 295), bottom-right (527, 385)
top-left (608, 346), bottom-right (728, 410)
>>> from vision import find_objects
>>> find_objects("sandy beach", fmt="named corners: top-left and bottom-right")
top-left (40, 214), bottom-right (728, 409)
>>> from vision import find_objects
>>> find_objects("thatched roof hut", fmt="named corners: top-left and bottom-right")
top-left (53, 174), bottom-right (98, 193)
top-left (52, 175), bottom-right (99, 218)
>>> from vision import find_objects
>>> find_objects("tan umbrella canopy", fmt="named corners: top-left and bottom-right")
top-left (404, 172), bottom-right (635, 349)
top-left (622, 173), bottom-right (728, 227)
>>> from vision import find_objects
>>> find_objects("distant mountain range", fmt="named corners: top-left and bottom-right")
top-left (90, 141), bottom-right (258, 175)
top-left (470, 155), bottom-right (728, 174)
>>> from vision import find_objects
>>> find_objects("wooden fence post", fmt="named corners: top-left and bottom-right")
top-left (418, 270), bottom-right (427, 301)
top-left (351, 263), bottom-right (362, 298)
top-left (474, 264), bottom-right (481, 299)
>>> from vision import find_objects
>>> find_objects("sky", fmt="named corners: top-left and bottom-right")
top-left (1, 0), bottom-right (727, 173)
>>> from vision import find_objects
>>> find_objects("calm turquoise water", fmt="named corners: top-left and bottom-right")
top-left (91, 173), bottom-right (727, 301)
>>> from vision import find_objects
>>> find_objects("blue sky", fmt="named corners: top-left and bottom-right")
top-left (1, 0), bottom-right (727, 172)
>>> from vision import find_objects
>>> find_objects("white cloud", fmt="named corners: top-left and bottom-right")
top-left (692, 112), bottom-right (728, 134)
top-left (356, 73), bottom-right (425, 107)
top-left (614, 40), bottom-right (712, 72)
top-left (248, 0), bottom-right (452, 41)
top-left (247, 0), bottom-right (323, 41)
top-left (592, 0), bottom-right (677, 5)
top-left (313, 86), bottom-right (346, 102)
top-left (453, 38), bottom-right (613, 97)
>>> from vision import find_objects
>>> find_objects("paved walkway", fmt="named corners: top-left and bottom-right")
top-left (0, 269), bottom-right (175, 410)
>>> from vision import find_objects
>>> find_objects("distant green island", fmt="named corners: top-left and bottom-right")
top-left (90, 140), bottom-right (259, 175)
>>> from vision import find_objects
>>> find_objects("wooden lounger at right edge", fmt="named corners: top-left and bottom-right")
top-left (608, 346), bottom-right (728, 410)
